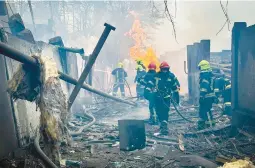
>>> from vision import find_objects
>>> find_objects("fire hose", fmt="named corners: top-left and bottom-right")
top-left (69, 112), bottom-right (96, 136)
top-left (124, 79), bottom-right (133, 97)
top-left (169, 96), bottom-right (194, 123)
top-left (159, 90), bottom-right (225, 123)
top-left (34, 130), bottom-right (58, 168)
top-left (170, 99), bottom-right (225, 123)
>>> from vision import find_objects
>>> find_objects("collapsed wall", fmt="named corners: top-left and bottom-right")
top-left (0, 30), bottom-right (79, 158)
top-left (3, 34), bottom-right (71, 145)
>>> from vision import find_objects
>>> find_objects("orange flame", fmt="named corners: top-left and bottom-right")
top-left (125, 11), bottom-right (160, 71)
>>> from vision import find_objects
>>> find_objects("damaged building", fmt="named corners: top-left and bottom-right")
top-left (0, 1), bottom-right (255, 168)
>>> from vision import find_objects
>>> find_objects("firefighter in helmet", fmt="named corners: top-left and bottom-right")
top-left (154, 61), bottom-right (180, 135)
top-left (111, 62), bottom-right (127, 97)
top-left (198, 60), bottom-right (217, 129)
top-left (139, 62), bottom-right (157, 124)
top-left (213, 70), bottom-right (231, 115)
top-left (134, 60), bottom-right (146, 100)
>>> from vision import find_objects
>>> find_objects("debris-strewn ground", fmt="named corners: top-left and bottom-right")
top-left (0, 147), bottom-right (46, 168)
top-left (3, 97), bottom-right (254, 168)
top-left (62, 97), bottom-right (255, 168)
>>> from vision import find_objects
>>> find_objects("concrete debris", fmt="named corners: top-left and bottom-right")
top-left (59, 99), bottom-right (255, 168)
top-left (0, 149), bottom-right (46, 168)
top-left (144, 144), bottom-right (171, 159)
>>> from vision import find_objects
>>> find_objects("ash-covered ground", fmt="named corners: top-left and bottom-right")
top-left (61, 98), bottom-right (255, 168)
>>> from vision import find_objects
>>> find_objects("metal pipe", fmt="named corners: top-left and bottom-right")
top-left (68, 23), bottom-right (116, 110)
top-left (0, 41), bottom-right (37, 67)
top-left (58, 46), bottom-right (84, 55)
top-left (0, 41), bottom-right (136, 106)
top-left (69, 111), bottom-right (95, 136)
top-left (34, 131), bottom-right (58, 168)
top-left (59, 72), bottom-right (136, 106)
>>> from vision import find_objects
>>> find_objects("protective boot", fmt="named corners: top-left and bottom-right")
top-left (160, 121), bottom-right (168, 135)
top-left (197, 120), bottom-right (206, 130)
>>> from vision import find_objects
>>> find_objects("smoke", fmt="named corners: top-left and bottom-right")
top-left (160, 48), bottom-right (188, 95)
top-left (65, 34), bottom-right (99, 76)
top-left (16, 1), bottom-right (255, 97)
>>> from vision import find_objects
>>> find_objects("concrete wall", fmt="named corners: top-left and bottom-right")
top-left (4, 34), bottom-right (74, 146)
top-left (231, 22), bottom-right (255, 131)
top-left (0, 54), bottom-right (18, 157)
top-left (186, 40), bottom-right (210, 104)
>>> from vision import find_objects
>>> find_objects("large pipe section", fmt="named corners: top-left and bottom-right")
top-left (0, 41), bottom-right (136, 107)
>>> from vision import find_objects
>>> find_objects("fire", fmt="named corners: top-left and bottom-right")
top-left (125, 11), bottom-right (160, 72)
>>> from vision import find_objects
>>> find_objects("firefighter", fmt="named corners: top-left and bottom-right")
top-left (198, 60), bottom-right (217, 130)
top-left (111, 62), bottom-right (127, 97)
top-left (223, 79), bottom-right (231, 116)
top-left (154, 61), bottom-right (180, 135)
top-left (213, 70), bottom-right (226, 98)
top-left (134, 60), bottom-right (146, 100)
top-left (139, 62), bottom-right (157, 124)
top-left (213, 70), bottom-right (231, 115)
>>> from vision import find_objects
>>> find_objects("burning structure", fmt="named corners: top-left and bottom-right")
top-left (1, 1), bottom-right (255, 168)
top-left (125, 11), bottom-right (160, 71)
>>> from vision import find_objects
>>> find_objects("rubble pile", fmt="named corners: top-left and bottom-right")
top-left (0, 148), bottom-right (45, 168)
top-left (62, 99), bottom-right (255, 168)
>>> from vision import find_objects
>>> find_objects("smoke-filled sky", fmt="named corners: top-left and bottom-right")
top-left (10, 0), bottom-right (255, 94)
top-left (152, 0), bottom-right (255, 54)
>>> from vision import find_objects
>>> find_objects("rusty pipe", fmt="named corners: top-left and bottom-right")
top-left (0, 41), bottom-right (136, 106)
top-left (68, 23), bottom-right (116, 110)
top-left (58, 46), bottom-right (84, 55)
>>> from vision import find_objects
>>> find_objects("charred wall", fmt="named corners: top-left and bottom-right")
top-left (3, 34), bottom-right (72, 146)
top-left (232, 22), bottom-right (255, 131)
top-left (186, 40), bottom-right (210, 104)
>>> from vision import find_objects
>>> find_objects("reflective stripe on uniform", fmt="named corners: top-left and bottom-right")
top-left (164, 95), bottom-right (170, 98)
top-left (214, 88), bottom-right (220, 92)
top-left (202, 79), bottom-right (209, 84)
top-left (226, 84), bottom-right (231, 89)
top-left (224, 102), bottom-right (231, 106)
top-left (155, 77), bottom-right (160, 89)
top-left (116, 71), bottom-right (119, 82)
top-left (146, 87), bottom-right (152, 91)
top-left (167, 78), bottom-right (171, 82)
top-left (205, 93), bottom-right (215, 98)
top-left (200, 88), bottom-right (208, 92)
